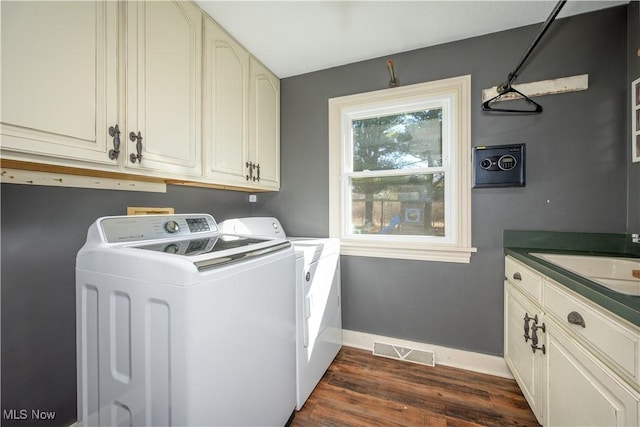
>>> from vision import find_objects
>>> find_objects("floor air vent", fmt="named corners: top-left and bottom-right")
top-left (373, 342), bottom-right (435, 367)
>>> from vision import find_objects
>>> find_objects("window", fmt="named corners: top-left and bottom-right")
top-left (328, 75), bottom-right (475, 263)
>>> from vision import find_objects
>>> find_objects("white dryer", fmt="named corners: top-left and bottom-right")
top-left (218, 217), bottom-right (342, 410)
top-left (75, 214), bottom-right (296, 426)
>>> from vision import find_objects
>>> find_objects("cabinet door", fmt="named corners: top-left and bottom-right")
top-left (125, 1), bottom-right (201, 177)
top-left (1, 1), bottom-right (118, 166)
top-left (202, 18), bottom-right (250, 186)
top-left (504, 282), bottom-right (544, 424)
top-left (249, 57), bottom-right (280, 190)
top-left (546, 323), bottom-right (640, 426)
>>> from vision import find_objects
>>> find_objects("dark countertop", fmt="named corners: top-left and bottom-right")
top-left (504, 230), bottom-right (640, 328)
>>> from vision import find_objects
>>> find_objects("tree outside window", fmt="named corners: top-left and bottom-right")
top-left (350, 109), bottom-right (444, 237)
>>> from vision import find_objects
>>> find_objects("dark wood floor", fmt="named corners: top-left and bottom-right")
top-left (291, 347), bottom-right (540, 427)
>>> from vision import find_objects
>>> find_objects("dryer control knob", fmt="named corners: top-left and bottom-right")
top-left (164, 220), bottom-right (180, 233)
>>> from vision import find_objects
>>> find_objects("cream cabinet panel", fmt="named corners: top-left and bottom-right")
top-left (125, 0), bottom-right (201, 177)
top-left (544, 279), bottom-right (640, 384)
top-left (249, 57), bottom-right (280, 190)
top-left (202, 17), bottom-right (249, 185)
top-left (505, 256), bottom-right (543, 303)
top-left (505, 255), bottom-right (640, 426)
top-left (1, 1), bottom-right (118, 165)
top-left (504, 282), bottom-right (545, 424)
top-left (546, 323), bottom-right (639, 426)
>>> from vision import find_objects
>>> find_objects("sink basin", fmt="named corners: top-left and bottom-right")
top-left (530, 253), bottom-right (640, 296)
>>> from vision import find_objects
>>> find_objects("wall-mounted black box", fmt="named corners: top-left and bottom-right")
top-left (473, 144), bottom-right (525, 188)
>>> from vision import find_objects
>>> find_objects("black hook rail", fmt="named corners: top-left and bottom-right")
top-left (482, 0), bottom-right (567, 114)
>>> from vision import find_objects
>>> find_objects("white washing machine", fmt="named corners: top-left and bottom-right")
top-left (218, 217), bottom-right (342, 410)
top-left (75, 214), bottom-right (296, 426)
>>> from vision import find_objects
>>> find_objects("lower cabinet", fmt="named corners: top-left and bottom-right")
top-left (546, 322), bottom-right (639, 426)
top-left (504, 256), bottom-right (640, 426)
top-left (504, 284), bottom-right (545, 423)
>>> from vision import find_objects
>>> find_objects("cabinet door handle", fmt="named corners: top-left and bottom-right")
top-left (129, 131), bottom-right (143, 163)
top-left (246, 161), bottom-right (253, 181)
top-left (531, 325), bottom-right (539, 346)
top-left (108, 125), bottom-right (121, 160)
top-left (567, 311), bottom-right (586, 328)
top-left (256, 163), bottom-right (261, 182)
top-left (532, 322), bottom-right (546, 334)
top-left (523, 313), bottom-right (531, 342)
top-left (513, 272), bottom-right (522, 280)
top-left (530, 327), bottom-right (546, 354)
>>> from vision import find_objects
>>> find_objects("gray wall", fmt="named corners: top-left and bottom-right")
top-left (256, 6), bottom-right (629, 356)
top-left (629, 1), bottom-right (640, 231)
top-left (1, 184), bottom-right (251, 426)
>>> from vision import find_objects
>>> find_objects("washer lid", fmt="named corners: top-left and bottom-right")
top-left (132, 234), bottom-right (272, 257)
top-left (131, 234), bottom-right (291, 271)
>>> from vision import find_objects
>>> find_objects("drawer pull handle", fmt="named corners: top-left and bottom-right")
top-left (513, 272), bottom-right (522, 280)
top-left (567, 311), bottom-right (586, 328)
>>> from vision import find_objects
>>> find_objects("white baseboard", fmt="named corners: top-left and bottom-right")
top-left (342, 329), bottom-right (513, 379)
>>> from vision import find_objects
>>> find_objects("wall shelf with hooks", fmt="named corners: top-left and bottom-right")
top-left (481, 74), bottom-right (589, 104)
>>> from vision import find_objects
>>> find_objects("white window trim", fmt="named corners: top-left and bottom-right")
top-left (328, 75), bottom-right (476, 263)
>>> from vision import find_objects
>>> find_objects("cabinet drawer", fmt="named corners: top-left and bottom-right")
top-left (505, 256), bottom-right (543, 303)
top-left (543, 280), bottom-right (640, 386)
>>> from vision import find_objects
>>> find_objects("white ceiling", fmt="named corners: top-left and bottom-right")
top-left (195, 0), bottom-right (627, 78)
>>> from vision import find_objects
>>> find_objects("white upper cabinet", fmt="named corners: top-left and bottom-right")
top-left (125, 1), bottom-right (202, 177)
top-left (202, 17), bottom-right (249, 186)
top-left (249, 57), bottom-right (280, 190)
top-left (202, 21), bottom-right (281, 191)
top-left (1, 1), bottom-right (118, 166)
top-left (1, 1), bottom-right (280, 191)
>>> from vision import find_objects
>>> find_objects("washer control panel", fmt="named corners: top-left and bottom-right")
top-left (100, 214), bottom-right (217, 243)
top-left (473, 144), bottom-right (525, 188)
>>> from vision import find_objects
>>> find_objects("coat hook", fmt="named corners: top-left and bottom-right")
top-left (387, 59), bottom-right (399, 88)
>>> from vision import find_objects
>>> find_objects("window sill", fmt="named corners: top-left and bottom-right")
top-left (338, 240), bottom-right (477, 263)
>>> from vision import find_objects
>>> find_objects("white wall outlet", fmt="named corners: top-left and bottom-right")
top-left (248, 194), bottom-right (257, 203)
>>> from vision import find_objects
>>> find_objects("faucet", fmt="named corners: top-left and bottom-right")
top-left (633, 234), bottom-right (640, 244)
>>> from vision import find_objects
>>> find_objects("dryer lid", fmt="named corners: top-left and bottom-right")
top-left (218, 217), bottom-right (286, 238)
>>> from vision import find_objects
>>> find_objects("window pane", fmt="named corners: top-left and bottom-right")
top-left (350, 174), bottom-right (444, 236)
top-left (352, 109), bottom-right (442, 172)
